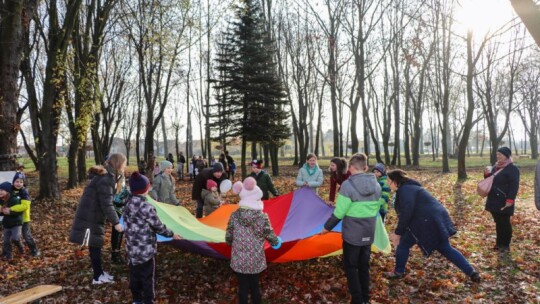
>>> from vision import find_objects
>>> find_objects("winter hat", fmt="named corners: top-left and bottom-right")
top-left (212, 162), bottom-right (224, 173)
top-left (235, 177), bottom-right (263, 210)
top-left (206, 179), bottom-right (218, 190)
top-left (160, 160), bottom-right (173, 172)
top-left (129, 172), bottom-right (151, 195)
top-left (372, 163), bottom-right (386, 175)
top-left (497, 147), bottom-right (512, 159)
top-left (250, 159), bottom-right (263, 169)
top-left (0, 182), bottom-right (13, 193)
top-left (12, 172), bottom-right (26, 184)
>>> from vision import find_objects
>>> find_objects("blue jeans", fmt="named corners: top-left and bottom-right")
top-left (395, 232), bottom-right (474, 276)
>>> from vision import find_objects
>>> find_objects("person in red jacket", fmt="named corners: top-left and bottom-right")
top-left (328, 157), bottom-right (350, 205)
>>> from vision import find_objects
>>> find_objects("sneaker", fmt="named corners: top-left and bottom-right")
top-left (470, 271), bottom-right (481, 283)
top-left (102, 272), bottom-right (114, 280)
top-left (92, 274), bottom-right (114, 285)
top-left (31, 250), bottom-right (40, 257)
top-left (384, 271), bottom-right (404, 279)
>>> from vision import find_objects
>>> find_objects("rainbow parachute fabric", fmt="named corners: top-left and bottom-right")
top-left (147, 187), bottom-right (391, 262)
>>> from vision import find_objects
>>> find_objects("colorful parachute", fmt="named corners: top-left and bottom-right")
top-left (148, 187), bottom-right (390, 263)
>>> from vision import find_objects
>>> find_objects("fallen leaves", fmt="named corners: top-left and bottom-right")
top-left (0, 166), bottom-right (539, 303)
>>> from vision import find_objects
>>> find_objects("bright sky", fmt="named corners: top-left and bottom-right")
top-left (454, 0), bottom-right (515, 35)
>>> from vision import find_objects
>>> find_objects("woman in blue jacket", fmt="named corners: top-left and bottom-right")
top-left (385, 169), bottom-right (480, 282)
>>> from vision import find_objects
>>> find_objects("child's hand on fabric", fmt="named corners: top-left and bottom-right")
top-left (172, 234), bottom-right (182, 240)
top-left (320, 228), bottom-right (329, 234)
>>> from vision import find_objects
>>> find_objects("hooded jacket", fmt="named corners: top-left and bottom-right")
top-left (1, 195), bottom-right (24, 228)
top-left (69, 165), bottom-right (120, 248)
top-left (202, 188), bottom-right (221, 216)
top-left (324, 173), bottom-right (382, 246)
top-left (394, 180), bottom-right (456, 255)
top-left (225, 207), bottom-right (279, 274)
top-left (123, 194), bottom-right (174, 265)
top-left (150, 173), bottom-right (179, 205)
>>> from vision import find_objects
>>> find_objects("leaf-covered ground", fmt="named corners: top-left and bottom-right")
top-left (1, 165), bottom-right (539, 303)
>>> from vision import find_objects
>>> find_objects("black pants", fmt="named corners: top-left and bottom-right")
top-left (343, 241), bottom-right (371, 304)
top-left (196, 198), bottom-right (204, 218)
top-left (111, 224), bottom-right (123, 251)
top-left (236, 272), bottom-right (261, 304)
top-left (89, 246), bottom-right (103, 280)
top-left (130, 257), bottom-right (156, 304)
top-left (491, 212), bottom-right (512, 249)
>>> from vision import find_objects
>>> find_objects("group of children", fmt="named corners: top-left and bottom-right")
top-left (0, 170), bottom-right (40, 261)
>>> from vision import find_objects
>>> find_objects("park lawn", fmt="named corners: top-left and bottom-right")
top-left (0, 164), bottom-right (538, 303)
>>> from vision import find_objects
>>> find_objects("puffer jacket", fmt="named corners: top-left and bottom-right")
top-left (394, 180), bottom-right (456, 256)
top-left (123, 194), bottom-right (174, 265)
top-left (295, 164), bottom-right (324, 193)
top-left (225, 208), bottom-right (279, 274)
top-left (1, 195), bottom-right (24, 228)
top-left (69, 165), bottom-right (120, 248)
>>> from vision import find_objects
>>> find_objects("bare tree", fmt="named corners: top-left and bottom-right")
top-left (0, 0), bottom-right (38, 170)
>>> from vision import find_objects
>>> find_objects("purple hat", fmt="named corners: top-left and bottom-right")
top-left (129, 172), bottom-right (151, 195)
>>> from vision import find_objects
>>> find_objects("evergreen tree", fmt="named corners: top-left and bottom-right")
top-left (213, 0), bottom-right (289, 177)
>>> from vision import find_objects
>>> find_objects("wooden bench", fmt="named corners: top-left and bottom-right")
top-left (0, 285), bottom-right (62, 304)
top-left (517, 155), bottom-right (531, 159)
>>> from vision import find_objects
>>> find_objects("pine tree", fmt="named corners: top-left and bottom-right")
top-left (212, 0), bottom-right (289, 177)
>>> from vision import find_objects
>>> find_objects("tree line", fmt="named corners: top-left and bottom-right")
top-left (1, 0), bottom-right (539, 199)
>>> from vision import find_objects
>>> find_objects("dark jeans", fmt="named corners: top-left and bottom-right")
top-left (490, 212), bottom-right (512, 249)
top-left (196, 198), bottom-right (204, 218)
top-left (89, 246), bottom-right (103, 280)
top-left (130, 257), bottom-right (156, 304)
top-left (236, 272), bottom-right (261, 304)
top-left (22, 222), bottom-right (38, 253)
top-left (343, 241), bottom-right (371, 304)
top-left (395, 232), bottom-right (474, 276)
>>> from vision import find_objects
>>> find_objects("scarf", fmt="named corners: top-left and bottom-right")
top-left (304, 163), bottom-right (319, 176)
top-left (495, 157), bottom-right (512, 170)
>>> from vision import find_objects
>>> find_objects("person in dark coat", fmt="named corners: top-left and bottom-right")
top-left (69, 153), bottom-right (126, 285)
top-left (484, 147), bottom-right (520, 253)
top-left (328, 157), bottom-right (350, 204)
top-left (535, 160), bottom-right (540, 211)
top-left (191, 163), bottom-right (228, 218)
top-left (249, 159), bottom-right (279, 200)
top-left (385, 169), bottom-right (480, 282)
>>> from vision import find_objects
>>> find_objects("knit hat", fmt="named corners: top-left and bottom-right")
top-left (0, 182), bottom-right (12, 193)
top-left (250, 159), bottom-right (263, 169)
top-left (12, 172), bottom-right (26, 184)
top-left (233, 177), bottom-right (263, 210)
top-left (129, 172), bottom-right (151, 195)
top-left (497, 147), bottom-right (511, 159)
top-left (160, 160), bottom-right (173, 172)
top-left (212, 162), bottom-right (224, 173)
top-left (206, 179), bottom-right (218, 190)
top-left (372, 163), bottom-right (386, 175)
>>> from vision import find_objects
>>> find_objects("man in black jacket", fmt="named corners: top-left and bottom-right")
top-left (191, 163), bottom-right (228, 218)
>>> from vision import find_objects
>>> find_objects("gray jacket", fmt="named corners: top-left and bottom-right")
top-left (150, 173), bottom-right (179, 205)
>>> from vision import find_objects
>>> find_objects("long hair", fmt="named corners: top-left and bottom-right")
top-left (330, 157), bottom-right (348, 180)
top-left (387, 169), bottom-right (411, 187)
top-left (104, 153), bottom-right (127, 192)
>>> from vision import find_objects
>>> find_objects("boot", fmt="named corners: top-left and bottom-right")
top-left (111, 250), bottom-right (125, 264)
